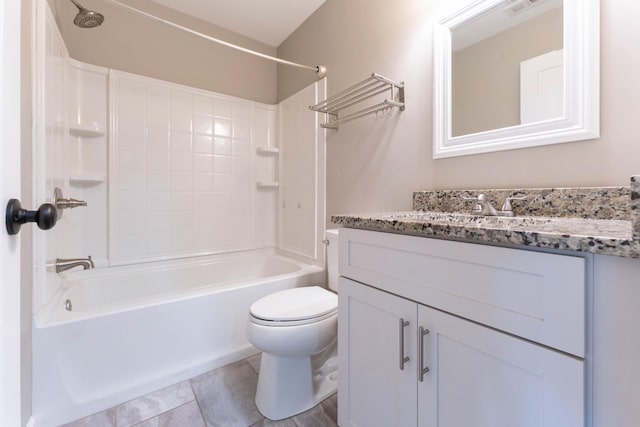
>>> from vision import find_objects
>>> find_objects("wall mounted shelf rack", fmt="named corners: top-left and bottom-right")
top-left (309, 73), bottom-right (405, 129)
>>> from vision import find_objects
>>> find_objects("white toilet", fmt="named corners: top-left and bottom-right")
top-left (247, 229), bottom-right (339, 420)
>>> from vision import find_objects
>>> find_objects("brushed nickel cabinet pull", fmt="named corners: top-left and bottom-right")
top-left (418, 326), bottom-right (430, 382)
top-left (399, 318), bottom-right (410, 370)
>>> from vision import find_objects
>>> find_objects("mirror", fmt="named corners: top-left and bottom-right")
top-left (433, 0), bottom-right (599, 159)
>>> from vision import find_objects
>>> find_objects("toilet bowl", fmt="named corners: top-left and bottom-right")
top-left (247, 229), bottom-right (339, 421)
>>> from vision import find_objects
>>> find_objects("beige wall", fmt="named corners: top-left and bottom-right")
top-left (49, 0), bottom-right (278, 103)
top-left (452, 8), bottom-right (563, 136)
top-left (277, 0), bottom-right (640, 227)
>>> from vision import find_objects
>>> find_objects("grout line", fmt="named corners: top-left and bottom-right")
top-left (130, 400), bottom-right (199, 427)
top-left (116, 381), bottom-right (197, 427)
top-left (189, 378), bottom-right (209, 426)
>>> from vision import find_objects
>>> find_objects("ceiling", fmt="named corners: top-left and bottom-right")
top-left (147, 0), bottom-right (326, 47)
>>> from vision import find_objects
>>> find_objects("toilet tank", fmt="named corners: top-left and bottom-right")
top-left (325, 229), bottom-right (339, 292)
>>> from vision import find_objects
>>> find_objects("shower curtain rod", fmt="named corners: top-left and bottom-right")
top-left (103, 0), bottom-right (327, 78)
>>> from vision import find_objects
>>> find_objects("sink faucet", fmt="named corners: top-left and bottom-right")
top-left (56, 256), bottom-right (94, 273)
top-left (464, 194), bottom-right (527, 217)
top-left (466, 194), bottom-right (498, 215)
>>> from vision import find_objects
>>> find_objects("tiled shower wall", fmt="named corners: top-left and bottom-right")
top-left (34, 6), bottom-right (279, 307)
top-left (110, 71), bottom-right (276, 264)
top-left (35, 0), bottom-right (323, 312)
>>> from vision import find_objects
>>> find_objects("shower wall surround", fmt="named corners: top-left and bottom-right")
top-left (37, 64), bottom-right (280, 307)
top-left (35, 0), bottom-right (324, 312)
top-left (109, 71), bottom-right (274, 264)
top-left (66, 61), bottom-right (109, 265)
top-left (279, 82), bottom-right (326, 262)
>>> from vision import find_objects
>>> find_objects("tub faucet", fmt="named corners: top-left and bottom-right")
top-left (56, 256), bottom-right (94, 273)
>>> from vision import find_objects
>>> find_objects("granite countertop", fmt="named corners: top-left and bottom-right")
top-left (331, 176), bottom-right (640, 259)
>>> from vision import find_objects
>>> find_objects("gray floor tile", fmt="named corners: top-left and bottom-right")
top-left (133, 401), bottom-right (206, 427)
top-left (60, 355), bottom-right (338, 427)
top-left (132, 416), bottom-right (159, 427)
top-left (116, 380), bottom-right (195, 427)
top-left (247, 353), bottom-right (261, 374)
top-left (249, 417), bottom-right (297, 427)
top-left (59, 408), bottom-right (116, 427)
top-left (291, 395), bottom-right (338, 427)
top-left (191, 359), bottom-right (262, 427)
top-left (319, 393), bottom-right (337, 422)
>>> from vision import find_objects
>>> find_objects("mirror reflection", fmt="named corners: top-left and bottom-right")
top-left (451, 0), bottom-right (563, 137)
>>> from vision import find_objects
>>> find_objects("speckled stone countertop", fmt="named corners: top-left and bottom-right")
top-left (331, 176), bottom-right (640, 259)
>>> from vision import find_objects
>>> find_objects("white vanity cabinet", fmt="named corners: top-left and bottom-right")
top-left (338, 228), bottom-right (587, 427)
top-left (338, 278), bottom-right (418, 427)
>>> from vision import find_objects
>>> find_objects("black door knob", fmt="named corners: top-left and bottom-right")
top-left (5, 199), bottom-right (58, 235)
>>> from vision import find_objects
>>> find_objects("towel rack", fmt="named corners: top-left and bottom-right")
top-left (309, 73), bottom-right (405, 129)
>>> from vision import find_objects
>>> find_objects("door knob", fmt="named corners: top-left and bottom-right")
top-left (5, 198), bottom-right (58, 235)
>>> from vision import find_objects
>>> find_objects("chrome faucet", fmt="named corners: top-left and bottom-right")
top-left (55, 256), bottom-right (94, 273)
top-left (464, 194), bottom-right (527, 217)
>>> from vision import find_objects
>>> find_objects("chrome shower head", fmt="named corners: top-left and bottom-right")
top-left (69, 0), bottom-right (104, 28)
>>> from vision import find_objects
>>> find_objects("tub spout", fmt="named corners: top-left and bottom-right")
top-left (56, 256), bottom-right (94, 273)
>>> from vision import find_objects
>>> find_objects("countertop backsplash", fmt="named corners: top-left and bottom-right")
top-left (631, 176), bottom-right (640, 240)
top-left (413, 186), bottom-right (632, 220)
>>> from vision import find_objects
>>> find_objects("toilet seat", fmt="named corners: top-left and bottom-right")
top-left (250, 286), bottom-right (337, 326)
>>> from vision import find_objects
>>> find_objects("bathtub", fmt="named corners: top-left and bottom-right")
top-left (32, 250), bottom-right (325, 427)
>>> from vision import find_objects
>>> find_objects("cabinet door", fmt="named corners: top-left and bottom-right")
top-left (417, 305), bottom-right (584, 427)
top-left (338, 277), bottom-right (417, 427)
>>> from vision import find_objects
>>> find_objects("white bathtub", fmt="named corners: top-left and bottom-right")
top-left (32, 250), bottom-right (325, 427)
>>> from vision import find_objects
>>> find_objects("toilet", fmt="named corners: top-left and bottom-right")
top-left (247, 229), bottom-right (339, 420)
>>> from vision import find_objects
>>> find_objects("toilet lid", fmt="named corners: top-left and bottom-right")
top-left (250, 286), bottom-right (337, 322)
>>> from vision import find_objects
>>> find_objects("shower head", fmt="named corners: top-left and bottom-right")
top-left (69, 0), bottom-right (104, 28)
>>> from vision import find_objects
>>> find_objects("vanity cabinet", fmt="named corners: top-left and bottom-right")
top-left (338, 228), bottom-right (587, 427)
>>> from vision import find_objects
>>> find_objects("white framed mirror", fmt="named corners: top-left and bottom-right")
top-left (433, 0), bottom-right (599, 159)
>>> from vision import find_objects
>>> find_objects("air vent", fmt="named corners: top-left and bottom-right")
top-left (503, 0), bottom-right (550, 17)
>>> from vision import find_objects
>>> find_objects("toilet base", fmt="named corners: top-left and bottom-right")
top-left (255, 353), bottom-right (338, 421)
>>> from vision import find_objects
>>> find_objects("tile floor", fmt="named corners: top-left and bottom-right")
top-left (61, 353), bottom-right (338, 427)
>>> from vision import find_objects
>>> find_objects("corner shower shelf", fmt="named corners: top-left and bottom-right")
top-left (68, 123), bottom-right (105, 138)
top-left (69, 173), bottom-right (106, 185)
top-left (256, 181), bottom-right (279, 189)
top-left (256, 147), bottom-right (280, 155)
top-left (310, 73), bottom-right (405, 130)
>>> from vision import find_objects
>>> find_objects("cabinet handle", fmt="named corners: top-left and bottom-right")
top-left (399, 318), bottom-right (410, 370)
top-left (418, 326), bottom-right (430, 382)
